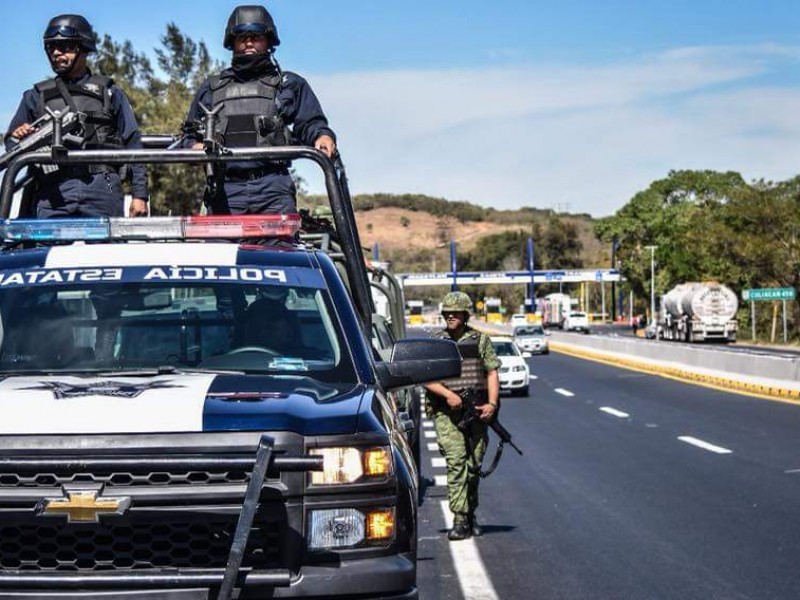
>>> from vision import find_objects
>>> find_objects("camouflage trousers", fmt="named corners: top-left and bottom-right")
top-left (432, 408), bottom-right (488, 523)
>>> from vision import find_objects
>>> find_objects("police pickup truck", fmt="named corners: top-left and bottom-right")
top-left (0, 144), bottom-right (460, 599)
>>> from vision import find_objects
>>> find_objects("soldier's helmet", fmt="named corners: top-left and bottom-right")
top-left (224, 5), bottom-right (280, 50)
top-left (43, 14), bottom-right (97, 52)
top-left (441, 292), bottom-right (473, 313)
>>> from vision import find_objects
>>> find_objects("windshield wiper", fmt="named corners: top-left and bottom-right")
top-left (92, 366), bottom-right (246, 377)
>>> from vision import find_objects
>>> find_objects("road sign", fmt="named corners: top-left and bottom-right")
top-left (742, 288), bottom-right (796, 301)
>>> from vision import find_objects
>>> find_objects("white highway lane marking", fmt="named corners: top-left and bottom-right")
top-left (440, 500), bottom-right (500, 600)
top-left (424, 430), bottom-right (437, 439)
top-left (530, 375), bottom-right (538, 380)
top-left (431, 457), bottom-right (446, 468)
top-left (599, 407), bottom-right (630, 418)
top-left (434, 475), bottom-right (448, 486)
top-left (427, 442), bottom-right (439, 452)
top-left (554, 388), bottom-right (575, 397)
top-left (423, 421), bottom-right (434, 428)
top-left (678, 436), bottom-right (732, 455)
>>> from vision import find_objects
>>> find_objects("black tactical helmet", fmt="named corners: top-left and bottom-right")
top-left (43, 14), bottom-right (97, 53)
top-left (224, 5), bottom-right (280, 50)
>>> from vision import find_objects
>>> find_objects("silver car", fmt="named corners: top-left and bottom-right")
top-left (513, 324), bottom-right (550, 355)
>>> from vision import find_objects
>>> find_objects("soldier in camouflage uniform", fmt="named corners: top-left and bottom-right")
top-left (424, 292), bottom-right (501, 541)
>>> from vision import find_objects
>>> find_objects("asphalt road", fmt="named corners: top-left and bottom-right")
top-left (415, 347), bottom-right (800, 599)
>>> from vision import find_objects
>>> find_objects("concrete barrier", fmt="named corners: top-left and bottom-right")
top-left (547, 331), bottom-right (800, 402)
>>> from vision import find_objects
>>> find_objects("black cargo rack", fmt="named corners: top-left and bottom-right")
top-left (0, 142), bottom-right (374, 331)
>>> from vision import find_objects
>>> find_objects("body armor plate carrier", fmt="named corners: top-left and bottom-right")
top-left (209, 73), bottom-right (289, 148)
top-left (35, 75), bottom-right (122, 151)
top-left (431, 329), bottom-right (488, 404)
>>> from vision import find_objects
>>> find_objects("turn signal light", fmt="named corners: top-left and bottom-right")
top-left (363, 448), bottom-right (392, 477)
top-left (366, 509), bottom-right (395, 541)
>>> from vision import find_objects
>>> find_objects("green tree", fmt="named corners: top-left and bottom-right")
top-left (90, 25), bottom-right (223, 215)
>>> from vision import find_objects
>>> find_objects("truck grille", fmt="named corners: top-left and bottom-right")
top-left (0, 517), bottom-right (282, 571)
top-left (0, 469), bottom-right (252, 488)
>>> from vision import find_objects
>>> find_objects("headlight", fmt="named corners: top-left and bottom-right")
top-left (308, 507), bottom-right (395, 549)
top-left (310, 447), bottom-right (393, 485)
top-left (512, 365), bottom-right (526, 372)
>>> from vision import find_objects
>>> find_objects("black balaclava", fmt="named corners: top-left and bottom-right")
top-left (231, 51), bottom-right (278, 79)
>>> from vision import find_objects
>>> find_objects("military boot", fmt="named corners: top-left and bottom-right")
top-left (469, 513), bottom-right (483, 537)
top-left (447, 516), bottom-right (471, 541)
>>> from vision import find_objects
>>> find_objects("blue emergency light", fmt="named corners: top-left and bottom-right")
top-left (0, 214), bottom-right (302, 242)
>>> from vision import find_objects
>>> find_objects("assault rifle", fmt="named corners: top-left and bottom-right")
top-left (0, 109), bottom-right (85, 173)
top-left (457, 387), bottom-right (522, 477)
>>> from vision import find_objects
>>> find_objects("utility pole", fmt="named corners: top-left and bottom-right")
top-left (527, 237), bottom-right (535, 313)
top-left (611, 238), bottom-right (620, 321)
top-left (450, 240), bottom-right (458, 292)
top-left (644, 245), bottom-right (657, 327)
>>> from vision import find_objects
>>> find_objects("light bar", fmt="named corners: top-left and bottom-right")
top-left (0, 218), bottom-right (109, 241)
top-left (185, 214), bottom-right (301, 238)
top-left (0, 214), bottom-right (302, 242)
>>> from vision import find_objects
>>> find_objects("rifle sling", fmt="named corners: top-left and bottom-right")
top-left (464, 418), bottom-right (506, 478)
top-left (54, 79), bottom-right (79, 113)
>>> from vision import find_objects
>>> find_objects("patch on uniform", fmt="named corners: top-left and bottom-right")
top-left (82, 82), bottom-right (101, 95)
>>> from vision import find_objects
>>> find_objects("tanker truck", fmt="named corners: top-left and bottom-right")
top-left (658, 282), bottom-right (738, 343)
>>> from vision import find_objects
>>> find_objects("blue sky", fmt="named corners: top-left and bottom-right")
top-left (2, 1), bottom-right (800, 216)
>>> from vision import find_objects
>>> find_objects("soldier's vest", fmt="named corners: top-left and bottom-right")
top-left (34, 75), bottom-right (122, 151)
top-left (209, 73), bottom-right (289, 148)
top-left (431, 328), bottom-right (488, 405)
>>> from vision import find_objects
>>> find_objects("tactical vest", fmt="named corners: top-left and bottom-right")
top-left (431, 328), bottom-right (488, 404)
top-left (34, 75), bottom-right (122, 150)
top-left (209, 73), bottom-right (289, 148)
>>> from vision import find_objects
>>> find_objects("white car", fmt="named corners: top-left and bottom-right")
top-left (491, 336), bottom-right (530, 397)
top-left (513, 325), bottom-right (549, 355)
top-left (510, 313), bottom-right (528, 327)
top-left (563, 311), bottom-right (590, 334)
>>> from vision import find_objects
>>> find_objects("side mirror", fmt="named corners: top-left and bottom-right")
top-left (545, 331), bottom-right (551, 337)
top-left (375, 338), bottom-right (461, 391)
top-left (522, 351), bottom-right (532, 358)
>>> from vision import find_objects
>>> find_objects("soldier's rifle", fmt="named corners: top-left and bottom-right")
top-left (457, 387), bottom-right (522, 477)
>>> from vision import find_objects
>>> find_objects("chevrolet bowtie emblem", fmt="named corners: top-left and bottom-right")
top-left (36, 483), bottom-right (132, 523)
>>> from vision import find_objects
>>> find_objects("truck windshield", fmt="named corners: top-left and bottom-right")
top-left (0, 282), bottom-right (356, 383)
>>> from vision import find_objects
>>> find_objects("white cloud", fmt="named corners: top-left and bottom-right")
top-left (296, 44), bottom-right (800, 216)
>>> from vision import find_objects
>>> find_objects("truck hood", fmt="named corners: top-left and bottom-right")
top-left (0, 373), bottom-right (364, 436)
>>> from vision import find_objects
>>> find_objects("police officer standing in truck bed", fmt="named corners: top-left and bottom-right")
top-left (184, 5), bottom-right (337, 215)
top-left (5, 14), bottom-right (149, 218)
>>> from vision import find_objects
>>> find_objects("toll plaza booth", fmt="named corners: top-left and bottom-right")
top-left (484, 296), bottom-right (503, 325)
top-left (407, 299), bottom-right (424, 326)
top-left (524, 298), bottom-right (542, 324)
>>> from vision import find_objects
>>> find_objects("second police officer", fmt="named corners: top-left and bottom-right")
top-left (5, 14), bottom-right (149, 218)
top-left (424, 292), bottom-right (501, 541)
top-left (185, 5), bottom-right (337, 214)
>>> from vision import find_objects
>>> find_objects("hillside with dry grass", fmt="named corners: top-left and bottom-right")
top-left (305, 192), bottom-right (607, 273)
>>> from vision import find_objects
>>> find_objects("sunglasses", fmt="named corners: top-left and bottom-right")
top-left (45, 40), bottom-right (81, 54)
top-left (441, 312), bottom-right (465, 319)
